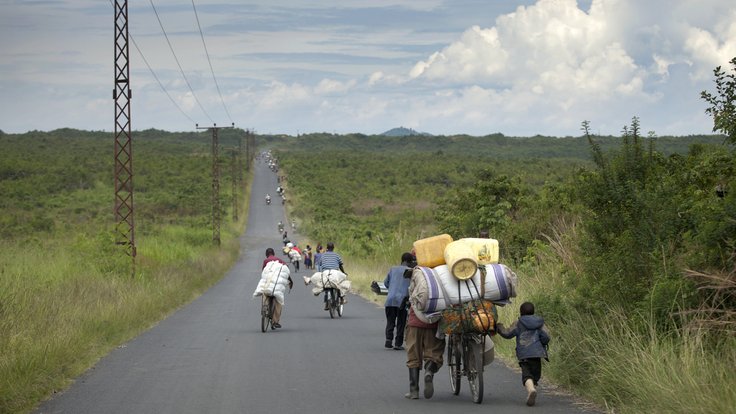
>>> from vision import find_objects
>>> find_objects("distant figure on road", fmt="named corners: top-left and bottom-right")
top-left (383, 252), bottom-right (413, 350)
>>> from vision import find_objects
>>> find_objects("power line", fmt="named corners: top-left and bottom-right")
top-left (131, 37), bottom-right (197, 125)
top-left (191, 0), bottom-right (233, 124)
top-left (109, 0), bottom-right (196, 125)
top-left (148, 0), bottom-right (214, 124)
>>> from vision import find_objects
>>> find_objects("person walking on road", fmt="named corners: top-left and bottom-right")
top-left (317, 242), bottom-right (347, 309)
top-left (383, 252), bottom-right (413, 350)
top-left (261, 248), bottom-right (293, 329)
top-left (496, 301), bottom-right (551, 406)
top-left (404, 267), bottom-right (443, 400)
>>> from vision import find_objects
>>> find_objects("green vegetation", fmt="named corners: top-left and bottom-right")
top-left (2, 60), bottom-right (734, 414)
top-left (268, 63), bottom-right (735, 412)
top-left (0, 129), bottom-right (250, 413)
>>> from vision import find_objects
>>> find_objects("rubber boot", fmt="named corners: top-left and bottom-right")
top-left (424, 361), bottom-right (439, 399)
top-left (404, 368), bottom-right (420, 399)
top-left (524, 379), bottom-right (537, 406)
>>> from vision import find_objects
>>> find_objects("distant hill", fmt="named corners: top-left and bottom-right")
top-left (381, 127), bottom-right (432, 137)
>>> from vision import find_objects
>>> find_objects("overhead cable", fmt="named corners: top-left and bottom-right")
top-left (191, 0), bottom-right (233, 124)
top-left (109, 0), bottom-right (197, 126)
top-left (149, 0), bottom-right (214, 124)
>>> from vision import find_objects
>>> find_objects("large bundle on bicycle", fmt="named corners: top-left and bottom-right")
top-left (409, 235), bottom-right (518, 336)
top-left (252, 261), bottom-right (291, 304)
top-left (302, 269), bottom-right (351, 297)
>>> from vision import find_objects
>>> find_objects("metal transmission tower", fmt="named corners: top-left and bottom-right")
top-left (197, 123), bottom-right (234, 245)
top-left (113, 0), bottom-right (136, 273)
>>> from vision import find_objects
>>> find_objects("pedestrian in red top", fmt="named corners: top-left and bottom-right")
top-left (404, 276), bottom-right (444, 399)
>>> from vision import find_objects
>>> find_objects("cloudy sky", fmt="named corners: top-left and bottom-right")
top-left (1, 0), bottom-right (735, 137)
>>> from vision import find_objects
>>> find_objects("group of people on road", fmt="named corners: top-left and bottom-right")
top-left (382, 250), bottom-right (551, 406)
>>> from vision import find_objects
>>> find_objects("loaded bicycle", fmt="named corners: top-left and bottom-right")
top-left (324, 286), bottom-right (343, 319)
top-left (447, 331), bottom-right (487, 403)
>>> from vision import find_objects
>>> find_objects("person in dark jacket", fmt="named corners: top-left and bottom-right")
top-left (496, 301), bottom-right (551, 406)
top-left (383, 252), bottom-right (413, 350)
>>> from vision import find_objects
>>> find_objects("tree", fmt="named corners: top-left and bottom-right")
top-left (701, 57), bottom-right (736, 145)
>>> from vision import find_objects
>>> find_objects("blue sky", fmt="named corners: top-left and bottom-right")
top-left (1, 0), bottom-right (734, 136)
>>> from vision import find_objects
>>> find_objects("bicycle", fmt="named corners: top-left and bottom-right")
top-left (261, 294), bottom-right (276, 332)
top-left (447, 331), bottom-right (486, 403)
top-left (324, 287), bottom-right (343, 319)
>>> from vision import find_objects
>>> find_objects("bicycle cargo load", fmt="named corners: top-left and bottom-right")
top-left (409, 266), bottom-right (448, 314)
top-left (424, 263), bottom-right (518, 306)
top-left (444, 240), bottom-right (478, 280)
top-left (253, 261), bottom-right (291, 305)
top-left (302, 269), bottom-right (351, 297)
top-left (460, 238), bottom-right (500, 265)
top-left (413, 234), bottom-right (453, 268)
top-left (439, 299), bottom-right (497, 335)
top-left (481, 263), bottom-right (517, 303)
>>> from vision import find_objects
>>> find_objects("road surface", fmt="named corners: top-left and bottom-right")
top-left (36, 158), bottom-right (596, 414)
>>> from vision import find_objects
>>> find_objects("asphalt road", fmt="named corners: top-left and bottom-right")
top-left (35, 158), bottom-right (597, 414)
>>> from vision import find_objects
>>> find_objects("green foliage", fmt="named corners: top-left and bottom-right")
top-left (574, 118), bottom-right (735, 325)
top-left (701, 56), bottom-right (736, 145)
top-left (0, 129), bottom-right (248, 413)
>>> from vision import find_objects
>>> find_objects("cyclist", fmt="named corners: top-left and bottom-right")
top-left (261, 248), bottom-right (293, 329)
top-left (265, 194), bottom-right (271, 204)
top-left (317, 242), bottom-right (347, 309)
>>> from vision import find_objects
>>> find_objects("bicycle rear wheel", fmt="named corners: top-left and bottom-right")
top-left (260, 296), bottom-right (270, 332)
top-left (447, 335), bottom-right (462, 395)
top-left (328, 289), bottom-right (336, 319)
top-left (465, 338), bottom-right (484, 403)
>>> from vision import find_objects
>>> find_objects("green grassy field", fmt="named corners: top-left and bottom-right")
top-left (0, 130), bottom-right (251, 413)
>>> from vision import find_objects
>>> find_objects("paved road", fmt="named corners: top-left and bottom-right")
top-left (36, 159), bottom-right (596, 414)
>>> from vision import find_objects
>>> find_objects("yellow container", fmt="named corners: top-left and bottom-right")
top-left (444, 240), bottom-right (478, 280)
top-left (413, 234), bottom-right (453, 267)
top-left (460, 238), bottom-right (500, 264)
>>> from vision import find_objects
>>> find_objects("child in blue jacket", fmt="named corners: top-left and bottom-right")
top-left (496, 301), bottom-right (551, 406)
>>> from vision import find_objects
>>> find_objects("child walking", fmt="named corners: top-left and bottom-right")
top-left (496, 301), bottom-right (551, 406)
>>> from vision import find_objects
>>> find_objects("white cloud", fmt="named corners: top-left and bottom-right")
top-left (314, 78), bottom-right (356, 95)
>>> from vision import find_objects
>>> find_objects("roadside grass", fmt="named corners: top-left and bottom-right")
top-left (0, 192), bottom-right (250, 414)
top-left (336, 233), bottom-right (736, 414)
top-left (491, 243), bottom-right (736, 414)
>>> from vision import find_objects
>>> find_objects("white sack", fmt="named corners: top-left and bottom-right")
top-left (434, 265), bottom-right (485, 305)
top-left (434, 263), bottom-right (518, 305)
top-left (253, 261), bottom-right (291, 305)
top-left (303, 269), bottom-right (351, 297)
top-left (481, 263), bottom-right (517, 303)
top-left (409, 266), bottom-right (448, 313)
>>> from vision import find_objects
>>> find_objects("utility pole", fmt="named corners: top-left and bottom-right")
top-left (113, 0), bottom-right (136, 274)
top-left (231, 149), bottom-right (238, 221)
top-left (197, 123), bottom-right (234, 245)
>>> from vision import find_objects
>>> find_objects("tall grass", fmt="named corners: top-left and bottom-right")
top-left (324, 222), bottom-right (736, 413)
top-left (490, 224), bottom-right (736, 414)
top-left (0, 192), bottom-right (250, 414)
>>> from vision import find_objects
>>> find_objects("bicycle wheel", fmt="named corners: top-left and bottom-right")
top-left (260, 296), bottom-right (269, 332)
top-left (447, 335), bottom-right (462, 395)
top-left (269, 297), bottom-right (276, 330)
top-left (328, 289), bottom-right (336, 319)
top-left (465, 338), bottom-right (484, 404)
top-left (337, 298), bottom-right (343, 317)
